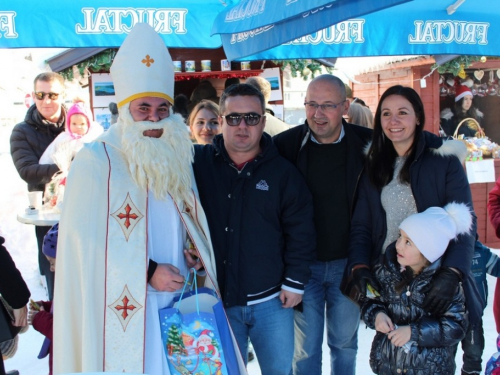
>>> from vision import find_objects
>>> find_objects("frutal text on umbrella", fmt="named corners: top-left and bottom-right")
top-left (255, 18), bottom-right (490, 48)
top-left (0, 12), bottom-right (17, 38)
top-left (75, 8), bottom-right (188, 35)
top-left (409, 20), bottom-right (489, 45)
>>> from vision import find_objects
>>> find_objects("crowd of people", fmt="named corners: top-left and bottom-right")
top-left (2, 22), bottom-right (500, 375)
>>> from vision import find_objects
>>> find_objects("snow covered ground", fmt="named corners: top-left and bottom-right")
top-left (1, 121), bottom-right (498, 374)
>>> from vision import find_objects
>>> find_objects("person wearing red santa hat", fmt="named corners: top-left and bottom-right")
top-left (440, 84), bottom-right (483, 138)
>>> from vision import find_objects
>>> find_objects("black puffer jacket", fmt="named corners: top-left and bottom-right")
top-left (0, 236), bottom-right (31, 309)
top-left (10, 105), bottom-right (66, 192)
top-left (362, 244), bottom-right (468, 375)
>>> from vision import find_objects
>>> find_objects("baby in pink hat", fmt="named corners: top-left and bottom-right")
top-left (40, 100), bottom-right (103, 165)
top-left (39, 100), bottom-right (103, 208)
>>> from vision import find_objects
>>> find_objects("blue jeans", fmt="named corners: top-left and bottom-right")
top-left (293, 259), bottom-right (360, 375)
top-left (226, 296), bottom-right (294, 375)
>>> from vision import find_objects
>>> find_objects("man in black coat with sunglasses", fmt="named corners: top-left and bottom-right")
top-left (193, 84), bottom-right (315, 374)
top-left (10, 72), bottom-right (66, 301)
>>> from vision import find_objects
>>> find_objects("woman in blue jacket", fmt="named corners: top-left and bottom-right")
top-left (347, 85), bottom-right (483, 326)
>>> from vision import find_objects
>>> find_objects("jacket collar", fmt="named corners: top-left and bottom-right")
top-left (301, 118), bottom-right (364, 146)
top-left (383, 242), bottom-right (442, 279)
top-left (364, 131), bottom-right (467, 163)
top-left (417, 131), bottom-right (467, 163)
top-left (25, 104), bottom-right (66, 133)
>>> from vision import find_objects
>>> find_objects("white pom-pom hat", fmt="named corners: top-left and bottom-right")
top-left (399, 202), bottom-right (473, 263)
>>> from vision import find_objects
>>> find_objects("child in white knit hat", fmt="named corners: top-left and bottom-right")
top-left (361, 202), bottom-right (473, 375)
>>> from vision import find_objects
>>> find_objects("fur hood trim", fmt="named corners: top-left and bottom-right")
top-left (440, 107), bottom-right (453, 120)
top-left (431, 139), bottom-right (468, 163)
top-left (364, 138), bottom-right (467, 163)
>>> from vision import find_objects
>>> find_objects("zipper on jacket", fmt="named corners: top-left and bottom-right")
top-left (349, 165), bottom-right (365, 218)
top-left (409, 158), bottom-right (422, 213)
top-left (229, 162), bottom-right (248, 175)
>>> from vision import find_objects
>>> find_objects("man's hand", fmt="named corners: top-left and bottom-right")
top-left (388, 325), bottom-right (411, 347)
top-left (374, 312), bottom-right (394, 334)
top-left (352, 267), bottom-right (380, 298)
top-left (279, 290), bottom-right (302, 308)
top-left (184, 249), bottom-right (203, 271)
top-left (12, 306), bottom-right (28, 327)
top-left (423, 267), bottom-right (461, 315)
top-left (149, 263), bottom-right (185, 292)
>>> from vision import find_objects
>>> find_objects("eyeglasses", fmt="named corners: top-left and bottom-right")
top-left (304, 100), bottom-right (345, 112)
top-left (34, 92), bottom-right (60, 100)
top-left (221, 112), bottom-right (262, 126)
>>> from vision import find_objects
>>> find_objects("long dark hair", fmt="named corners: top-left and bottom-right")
top-left (454, 96), bottom-right (481, 122)
top-left (367, 85), bottom-right (425, 189)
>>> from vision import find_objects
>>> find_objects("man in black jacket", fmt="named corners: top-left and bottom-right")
top-left (10, 72), bottom-right (66, 300)
top-left (193, 84), bottom-right (315, 375)
top-left (273, 74), bottom-right (372, 375)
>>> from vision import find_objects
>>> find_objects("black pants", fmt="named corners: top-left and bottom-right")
top-left (460, 319), bottom-right (485, 373)
top-left (35, 225), bottom-right (54, 301)
top-left (0, 355), bottom-right (5, 375)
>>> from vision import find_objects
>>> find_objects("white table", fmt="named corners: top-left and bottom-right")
top-left (17, 208), bottom-right (60, 226)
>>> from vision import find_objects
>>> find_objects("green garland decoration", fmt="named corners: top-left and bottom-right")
top-left (272, 59), bottom-right (333, 81)
top-left (431, 55), bottom-right (481, 77)
top-left (59, 49), bottom-right (118, 81)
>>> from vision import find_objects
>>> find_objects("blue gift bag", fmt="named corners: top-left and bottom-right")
top-left (159, 270), bottom-right (240, 375)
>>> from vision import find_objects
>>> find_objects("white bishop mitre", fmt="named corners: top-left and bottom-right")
top-left (110, 22), bottom-right (174, 108)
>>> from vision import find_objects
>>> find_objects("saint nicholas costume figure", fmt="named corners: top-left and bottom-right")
top-left (53, 23), bottom-right (223, 374)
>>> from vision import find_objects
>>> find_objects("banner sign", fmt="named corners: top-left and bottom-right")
top-left (212, 0), bottom-right (412, 61)
top-left (0, 0), bottom-right (224, 48)
top-left (217, 0), bottom-right (500, 61)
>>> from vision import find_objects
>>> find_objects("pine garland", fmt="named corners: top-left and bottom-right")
top-left (59, 48), bottom-right (118, 81)
top-left (432, 55), bottom-right (482, 78)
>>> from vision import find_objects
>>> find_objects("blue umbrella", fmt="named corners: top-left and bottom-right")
top-left (215, 0), bottom-right (500, 61)
top-left (0, 0), bottom-right (225, 48)
top-left (211, 0), bottom-right (413, 61)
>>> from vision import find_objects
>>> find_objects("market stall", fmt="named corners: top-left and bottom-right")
top-left (47, 47), bottom-right (284, 127)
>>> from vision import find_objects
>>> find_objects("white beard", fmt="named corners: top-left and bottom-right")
top-left (119, 104), bottom-right (193, 203)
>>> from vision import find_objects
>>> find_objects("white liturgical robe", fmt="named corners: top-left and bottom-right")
top-left (53, 124), bottom-right (222, 374)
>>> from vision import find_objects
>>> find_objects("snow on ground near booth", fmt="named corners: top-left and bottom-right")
top-left (1, 123), bottom-right (498, 374)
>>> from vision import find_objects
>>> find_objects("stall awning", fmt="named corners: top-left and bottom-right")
top-left (47, 48), bottom-right (107, 71)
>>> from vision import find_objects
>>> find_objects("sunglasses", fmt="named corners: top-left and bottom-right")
top-left (221, 112), bottom-right (262, 126)
top-left (34, 92), bottom-right (60, 100)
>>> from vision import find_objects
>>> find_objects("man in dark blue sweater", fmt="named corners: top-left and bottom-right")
top-left (193, 84), bottom-right (316, 375)
top-left (273, 74), bottom-right (372, 375)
